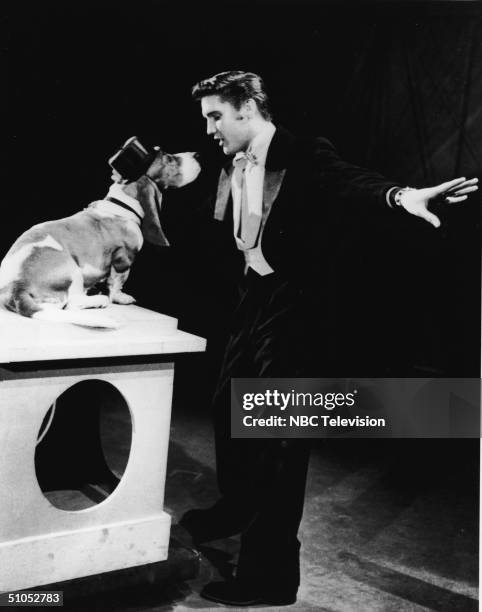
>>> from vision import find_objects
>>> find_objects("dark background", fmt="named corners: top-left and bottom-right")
top-left (5, 5), bottom-right (481, 600)
top-left (5, 0), bottom-right (481, 387)
top-left (4, 0), bottom-right (482, 592)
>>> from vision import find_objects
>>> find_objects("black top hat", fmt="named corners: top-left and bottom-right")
top-left (108, 136), bottom-right (156, 182)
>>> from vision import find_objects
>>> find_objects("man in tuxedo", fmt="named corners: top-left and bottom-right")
top-left (172, 71), bottom-right (477, 606)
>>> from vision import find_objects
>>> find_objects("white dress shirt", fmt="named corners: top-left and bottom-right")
top-left (231, 122), bottom-right (276, 276)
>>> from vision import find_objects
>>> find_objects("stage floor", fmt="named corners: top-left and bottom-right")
top-left (33, 378), bottom-right (479, 612)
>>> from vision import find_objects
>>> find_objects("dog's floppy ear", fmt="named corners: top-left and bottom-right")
top-left (135, 176), bottom-right (170, 247)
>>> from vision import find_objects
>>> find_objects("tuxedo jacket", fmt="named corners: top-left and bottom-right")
top-left (169, 127), bottom-right (397, 284)
top-left (161, 126), bottom-right (400, 315)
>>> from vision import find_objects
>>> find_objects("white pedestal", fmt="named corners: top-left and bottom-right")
top-left (0, 305), bottom-right (206, 591)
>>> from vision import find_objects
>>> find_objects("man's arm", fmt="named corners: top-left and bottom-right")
top-left (313, 138), bottom-right (478, 226)
top-left (390, 178), bottom-right (478, 228)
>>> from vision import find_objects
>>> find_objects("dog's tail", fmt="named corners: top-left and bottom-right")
top-left (32, 308), bottom-right (121, 329)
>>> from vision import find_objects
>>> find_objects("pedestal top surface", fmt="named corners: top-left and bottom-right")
top-left (0, 305), bottom-right (206, 363)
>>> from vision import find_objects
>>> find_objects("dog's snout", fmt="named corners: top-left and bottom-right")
top-left (192, 152), bottom-right (200, 160)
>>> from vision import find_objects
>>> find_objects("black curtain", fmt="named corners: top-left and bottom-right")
top-left (5, 0), bottom-right (481, 379)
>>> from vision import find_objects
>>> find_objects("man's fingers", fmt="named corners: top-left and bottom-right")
top-left (446, 195), bottom-right (468, 204)
top-left (450, 185), bottom-right (478, 196)
top-left (429, 177), bottom-right (466, 196)
top-left (424, 177), bottom-right (479, 200)
top-left (446, 177), bottom-right (478, 192)
top-left (420, 211), bottom-right (441, 228)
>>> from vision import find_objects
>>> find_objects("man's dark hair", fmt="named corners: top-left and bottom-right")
top-left (192, 70), bottom-right (272, 121)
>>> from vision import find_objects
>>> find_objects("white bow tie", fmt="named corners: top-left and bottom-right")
top-left (233, 150), bottom-right (258, 167)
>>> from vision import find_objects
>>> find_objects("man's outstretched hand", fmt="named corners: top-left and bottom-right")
top-left (399, 177), bottom-right (479, 228)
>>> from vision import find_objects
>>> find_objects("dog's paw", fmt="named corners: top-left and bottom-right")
top-left (112, 292), bottom-right (136, 305)
top-left (90, 294), bottom-right (110, 308)
top-left (69, 294), bottom-right (110, 309)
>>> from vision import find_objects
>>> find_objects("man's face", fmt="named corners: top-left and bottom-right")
top-left (201, 95), bottom-right (251, 155)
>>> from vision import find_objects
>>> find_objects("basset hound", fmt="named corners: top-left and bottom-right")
top-left (0, 149), bottom-right (200, 328)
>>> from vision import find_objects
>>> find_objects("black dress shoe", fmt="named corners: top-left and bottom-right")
top-left (200, 578), bottom-right (297, 607)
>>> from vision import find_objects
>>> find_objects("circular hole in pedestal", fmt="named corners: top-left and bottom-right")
top-left (34, 380), bottom-right (132, 511)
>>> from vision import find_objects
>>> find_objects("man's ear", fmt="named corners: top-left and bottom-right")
top-left (243, 98), bottom-right (256, 118)
top-left (238, 98), bottom-right (256, 120)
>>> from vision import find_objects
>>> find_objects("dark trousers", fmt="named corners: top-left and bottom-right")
top-left (212, 269), bottom-right (311, 592)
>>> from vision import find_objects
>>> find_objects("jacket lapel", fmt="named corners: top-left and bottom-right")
top-left (213, 126), bottom-right (295, 221)
top-left (263, 168), bottom-right (286, 214)
top-left (214, 166), bottom-right (233, 221)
